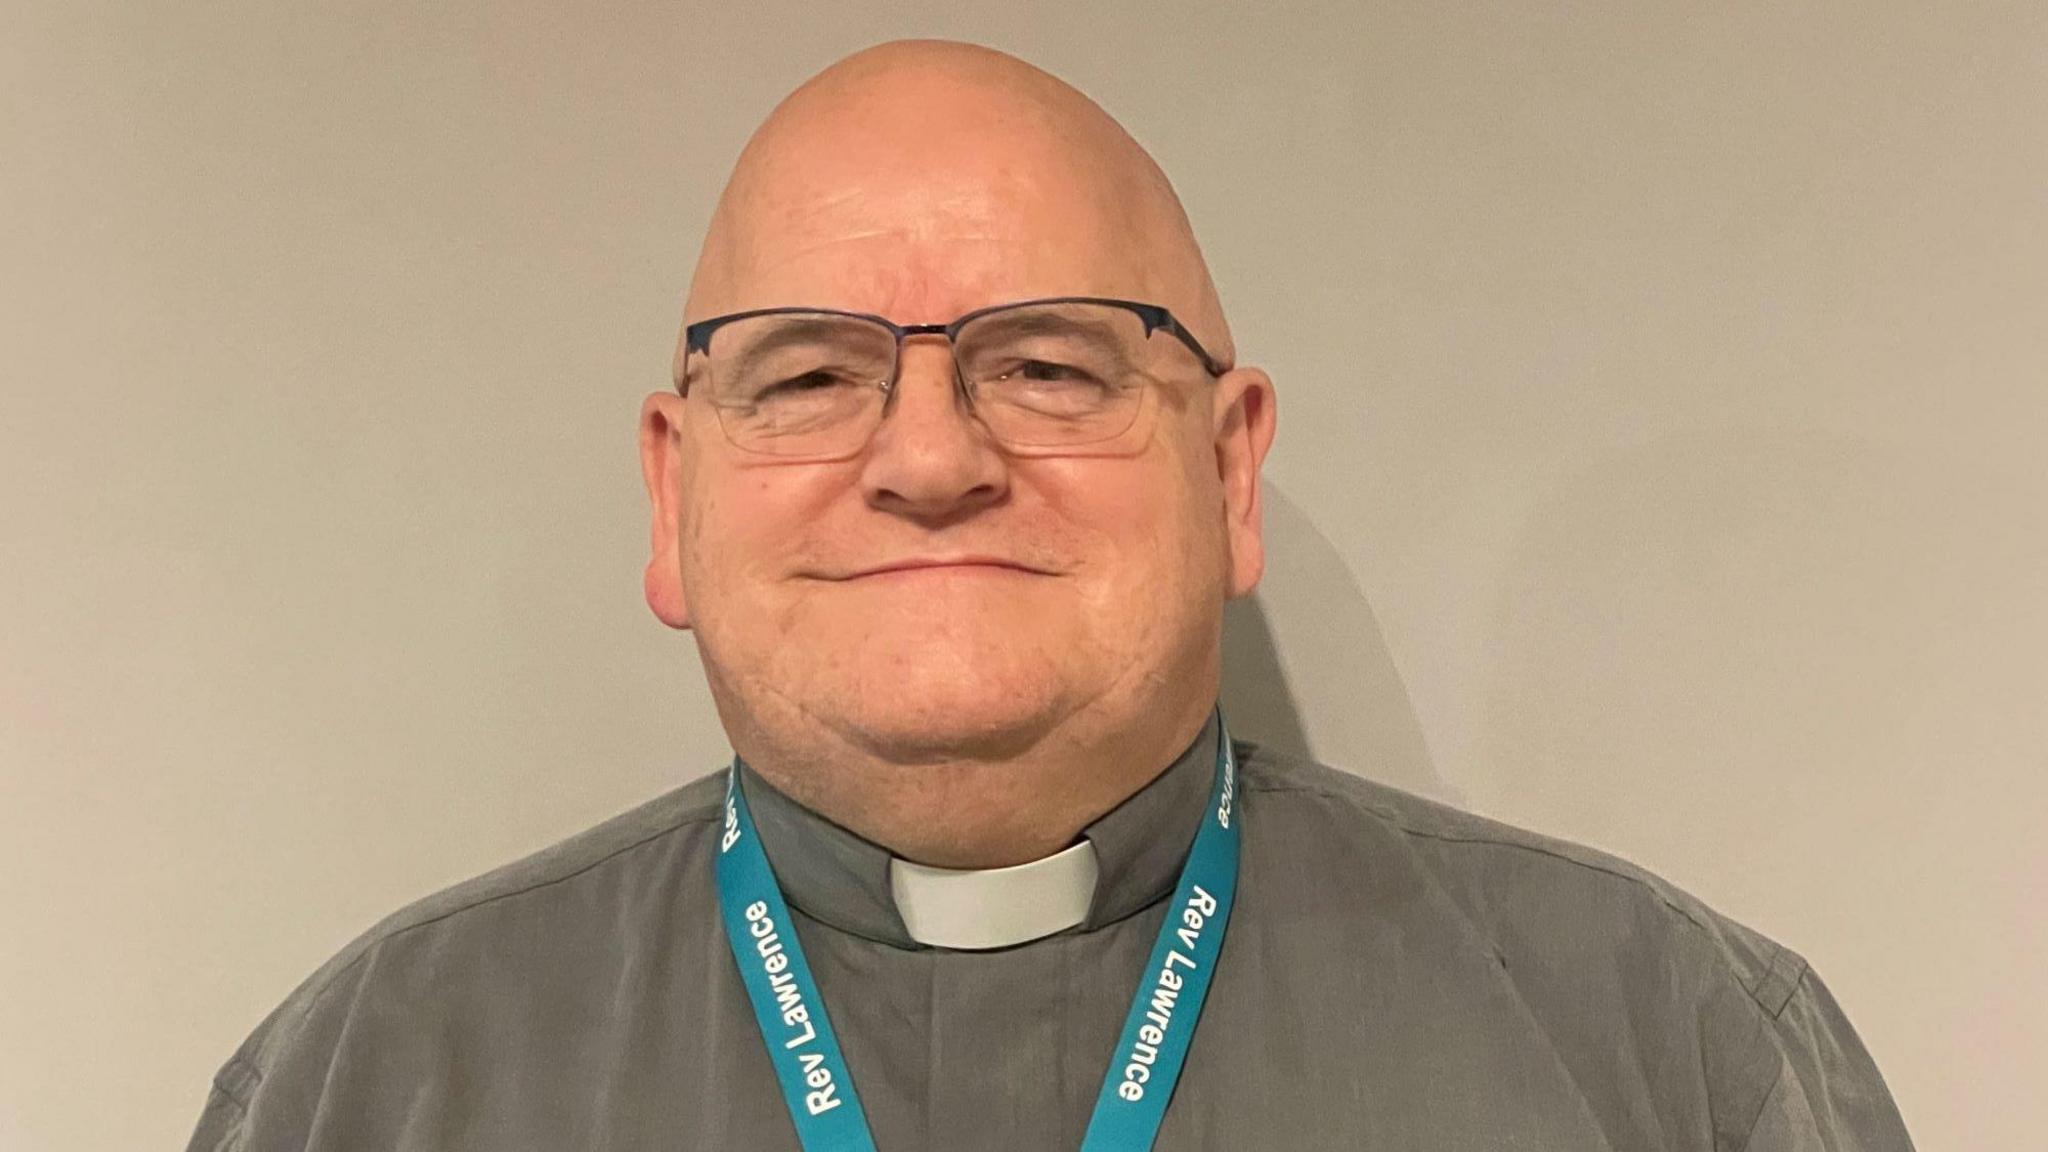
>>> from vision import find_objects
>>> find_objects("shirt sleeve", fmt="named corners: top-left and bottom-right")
top-left (180, 943), bottom-right (372, 1152)
top-left (1737, 963), bottom-right (1915, 1152)
top-left (184, 1087), bottom-right (246, 1152)
top-left (182, 1055), bottom-right (261, 1152)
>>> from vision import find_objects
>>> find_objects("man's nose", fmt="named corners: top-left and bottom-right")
top-left (858, 342), bottom-right (1009, 524)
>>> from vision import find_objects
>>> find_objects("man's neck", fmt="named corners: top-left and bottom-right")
top-left (731, 711), bottom-right (1224, 952)
top-left (732, 699), bottom-right (1214, 869)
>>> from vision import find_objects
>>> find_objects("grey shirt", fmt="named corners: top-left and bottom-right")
top-left (186, 717), bottom-right (1912, 1150)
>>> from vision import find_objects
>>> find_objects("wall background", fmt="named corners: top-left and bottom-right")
top-left (3, 3), bottom-right (2041, 1149)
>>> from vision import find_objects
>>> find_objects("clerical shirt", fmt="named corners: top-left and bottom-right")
top-left (184, 715), bottom-right (1913, 1150)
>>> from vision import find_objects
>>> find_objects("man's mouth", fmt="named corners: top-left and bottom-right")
top-left (826, 556), bottom-right (1055, 580)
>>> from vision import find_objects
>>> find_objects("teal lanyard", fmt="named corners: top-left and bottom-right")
top-left (714, 714), bottom-right (1241, 1152)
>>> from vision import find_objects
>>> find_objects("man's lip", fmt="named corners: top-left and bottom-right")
top-left (826, 557), bottom-right (1054, 580)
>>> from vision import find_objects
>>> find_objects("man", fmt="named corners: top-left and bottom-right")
top-left (186, 40), bottom-right (1912, 1152)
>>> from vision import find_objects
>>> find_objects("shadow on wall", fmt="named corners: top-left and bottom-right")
top-left (1222, 481), bottom-right (1454, 803)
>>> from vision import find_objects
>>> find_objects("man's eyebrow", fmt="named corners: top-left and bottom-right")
top-left (965, 310), bottom-right (1126, 343)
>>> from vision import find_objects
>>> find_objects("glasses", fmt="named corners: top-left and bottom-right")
top-left (678, 296), bottom-right (1229, 459)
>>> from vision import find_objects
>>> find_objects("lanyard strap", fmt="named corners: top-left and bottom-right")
top-left (714, 715), bottom-right (1240, 1152)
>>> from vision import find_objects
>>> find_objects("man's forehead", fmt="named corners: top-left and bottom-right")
top-left (707, 159), bottom-right (1159, 323)
top-left (681, 40), bottom-right (1233, 362)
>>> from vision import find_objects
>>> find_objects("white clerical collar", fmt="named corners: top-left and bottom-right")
top-left (889, 839), bottom-right (1100, 951)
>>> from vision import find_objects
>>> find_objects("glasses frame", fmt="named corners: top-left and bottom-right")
top-left (679, 295), bottom-right (1232, 403)
top-left (675, 296), bottom-right (1232, 459)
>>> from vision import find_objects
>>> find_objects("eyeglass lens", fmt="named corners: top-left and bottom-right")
top-left (693, 301), bottom-right (1158, 458)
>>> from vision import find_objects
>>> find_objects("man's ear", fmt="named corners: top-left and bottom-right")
top-left (1212, 367), bottom-right (1277, 599)
top-left (639, 391), bottom-right (692, 630)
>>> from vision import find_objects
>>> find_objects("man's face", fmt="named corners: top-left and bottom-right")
top-left (642, 80), bottom-right (1271, 771)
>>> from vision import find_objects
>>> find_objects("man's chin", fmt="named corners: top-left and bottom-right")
top-left (828, 690), bottom-right (1065, 766)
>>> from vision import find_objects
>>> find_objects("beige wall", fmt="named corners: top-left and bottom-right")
top-left (4, 3), bottom-right (2042, 1149)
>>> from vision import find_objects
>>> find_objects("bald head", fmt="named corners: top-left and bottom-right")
top-left (678, 40), bottom-right (1233, 379)
top-left (641, 40), bottom-right (1278, 867)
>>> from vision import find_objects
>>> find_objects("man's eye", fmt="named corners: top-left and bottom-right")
top-left (757, 371), bottom-right (850, 399)
top-left (1001, 360), bottom-right (1101, 386)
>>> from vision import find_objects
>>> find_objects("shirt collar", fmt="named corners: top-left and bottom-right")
top-left (735, 710), bottom-right (1221, 951)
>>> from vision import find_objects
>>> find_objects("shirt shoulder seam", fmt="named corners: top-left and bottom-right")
top-left (1753, 934), bottom-right (1811, 1018)
top-left (211, 1052), bottom-right (262, 1113)
top-left (303, 806), bottom-right (725, 1011)
top-left (1243, 773), bottom-right (1791, 1006)
top-left (1246, 776), bottom-right (1720, 934)
top-left (370, 806), bottom-right (721, 938)
top-left (1730, 974), bottom-right (1812, 1152)
top-left (250, 791), bottom-right (728, 1083)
